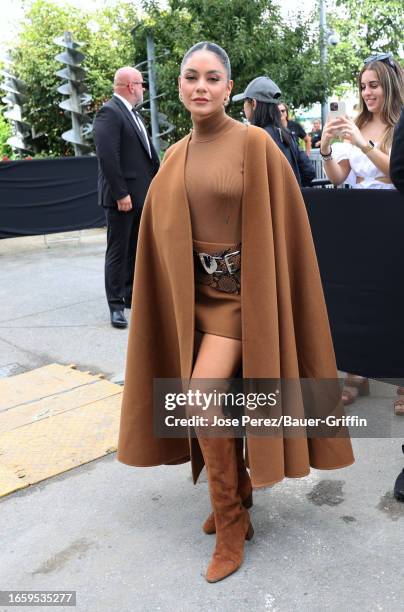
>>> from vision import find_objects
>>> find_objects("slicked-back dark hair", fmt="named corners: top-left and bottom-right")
top-left (180, 41), bottom-right (231, 81)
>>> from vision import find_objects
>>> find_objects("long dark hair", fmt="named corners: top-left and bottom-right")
top-left (248, 99), bottom-right (292, 147)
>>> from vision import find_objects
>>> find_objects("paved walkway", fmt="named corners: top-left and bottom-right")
top-left (0, 232), bottom-right (403, 612)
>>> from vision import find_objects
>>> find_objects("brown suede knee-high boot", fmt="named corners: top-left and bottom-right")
top-left (202, 437), bottom-right (253, 534)
top-left (198, 435), bottom-right (254, 583)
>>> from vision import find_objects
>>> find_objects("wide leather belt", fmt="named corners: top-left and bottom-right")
top-left (193, 244), bottom-right (241, 295)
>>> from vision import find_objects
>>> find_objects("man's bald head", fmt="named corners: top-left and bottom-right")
top-left (113, 66), bottom-right (144, 106)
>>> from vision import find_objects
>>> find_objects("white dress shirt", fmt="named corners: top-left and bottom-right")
top-left (113, 93), bottom-right (152, 158)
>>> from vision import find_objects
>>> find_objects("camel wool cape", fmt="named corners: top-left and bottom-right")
top-left (117, 124), bottom-right (354, 488)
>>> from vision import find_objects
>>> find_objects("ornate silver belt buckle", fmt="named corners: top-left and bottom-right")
top-left (224, 251), bottom-right (240, 275)
top-left (199, 252), bottom-right (219, 274)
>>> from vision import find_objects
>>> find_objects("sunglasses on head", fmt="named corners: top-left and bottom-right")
top-left (364, 52), bottom-right (396, 70)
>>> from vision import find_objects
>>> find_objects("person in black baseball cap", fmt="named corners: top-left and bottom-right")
top-left (233, 76), bottom-right (314, 187)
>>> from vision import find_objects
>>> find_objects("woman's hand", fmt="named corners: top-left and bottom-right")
top-left (319, 118), bottom-right (353, 186)
top-left (320, 118), bottom-right (342, 152)
top-left (332, 117), bottom-right (367, 149)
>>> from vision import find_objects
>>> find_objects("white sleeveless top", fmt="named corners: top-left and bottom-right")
top-left (333, 142), bottom-right (395, 190)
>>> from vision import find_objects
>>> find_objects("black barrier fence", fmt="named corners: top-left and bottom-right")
top-left (1, 158), bottom-right (403, 378)
top-left (304, 188), bottom-right (404, 379)
top-left (0, 156), bottom-right (104, 239)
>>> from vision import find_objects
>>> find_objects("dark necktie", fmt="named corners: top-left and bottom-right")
top-left (131, 108), bottom-right (151, 157)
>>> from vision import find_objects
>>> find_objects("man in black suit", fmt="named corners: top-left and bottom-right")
top-left (93, 66), bottom-right (160, 328)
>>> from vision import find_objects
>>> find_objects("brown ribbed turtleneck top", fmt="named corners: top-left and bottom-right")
top-left (185, 111), bottom-right (247, 243)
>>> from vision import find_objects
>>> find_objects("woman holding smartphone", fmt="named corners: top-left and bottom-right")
top-left (320, 53), bottom-right (404, 407)
top-left (320, 53), bottom-right (403, 190)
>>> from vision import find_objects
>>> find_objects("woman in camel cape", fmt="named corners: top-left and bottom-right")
top-left (118, 41), bottom-right (354, 583)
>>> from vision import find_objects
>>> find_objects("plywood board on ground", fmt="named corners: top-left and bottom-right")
top-left (0, 364), bottom-right (122, 497)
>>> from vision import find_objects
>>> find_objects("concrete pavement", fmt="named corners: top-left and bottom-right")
top-left (0, 231), bottom-right (403, 612)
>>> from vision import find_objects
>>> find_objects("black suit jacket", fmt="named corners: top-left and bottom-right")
top-left (390, 107), bottom-right (404, 195)
top-left (93, 95), bottom-right (160, 208)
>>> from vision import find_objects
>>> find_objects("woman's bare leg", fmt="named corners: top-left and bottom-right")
top-left (192, 332), bottom-right (242, 380)
top-left (190, 332), bottom-right (242, 425)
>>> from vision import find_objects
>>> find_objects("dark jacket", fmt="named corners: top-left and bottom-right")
top-left (263, 125), bottom-right (315, 187)
top-left (93, 96), bottom-right (160, 208)
top-left (390, 107), bottom-right (404, 194)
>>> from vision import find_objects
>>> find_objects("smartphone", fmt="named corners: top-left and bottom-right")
top-left (328, 101), bottom-right (346, 136)
top-left (328, 100), bottom-right (346, 121)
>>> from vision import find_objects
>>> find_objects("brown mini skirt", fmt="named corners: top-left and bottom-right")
top-left (193, 239), bottom-right (241, 340)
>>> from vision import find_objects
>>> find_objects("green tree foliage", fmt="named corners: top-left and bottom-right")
top-left (134, 0), bottom-right (329, 139)
top-left (274, 13), bottom-right (328, 106)
top-left (4, 0), bottom-right (400, 157)
top-left (9, 0), bottom-right (138, 156)
top-left (3, 0), bottom-right (330, 154)
top-left (327, 0), bottom-right (404, 89)
top-left (132, 0), bottom-right (283, 138)
top-left (0, 111), bottom-right (12, 158)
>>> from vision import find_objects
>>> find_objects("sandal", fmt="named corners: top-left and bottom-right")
top-left (394, 399), bottom-right (404, 416)
top-left (341, 375), bottom-right (370, 406)
top-left (393, 387), bottom-right (404, 415)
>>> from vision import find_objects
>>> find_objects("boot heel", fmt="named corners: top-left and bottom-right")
top-left (243, 491), bottom-right (253, 509)
top-left (243, 491), bottom-right (253, 510)
top-left (245, 522), bottom-right (254, 541)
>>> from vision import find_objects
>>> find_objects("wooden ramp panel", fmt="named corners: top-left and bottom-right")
top-left (0, 364), bottom-right (122, 497)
